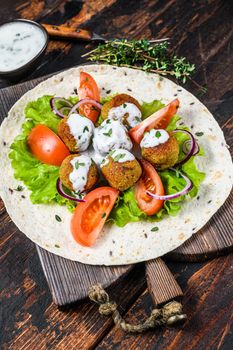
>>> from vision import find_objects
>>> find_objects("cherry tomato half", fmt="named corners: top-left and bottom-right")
top-left (27, 124), bottom-right (70, 166)
top-left (78, 72), bottom-right (100, 122)
top-left (129, 99), bottom-right (180, 143)
top-left (135, 160), bottom-right (164, 215)
top-left (71, 187), bottom-right (119, 247)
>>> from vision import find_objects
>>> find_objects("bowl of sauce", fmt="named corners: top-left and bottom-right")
top-left (0, 19), bottom-right (48, 80)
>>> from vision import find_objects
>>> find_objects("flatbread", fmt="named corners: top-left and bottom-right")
top-left (0, 64), bottom-right (232, 265)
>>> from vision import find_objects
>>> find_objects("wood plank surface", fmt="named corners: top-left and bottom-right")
top-left (0, 0), bottom-right (233, 349)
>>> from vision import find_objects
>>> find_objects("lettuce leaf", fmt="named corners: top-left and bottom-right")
top-left (9, 95), bottom-right (76, 210)
top-left (141, 100), bottom-right (164, 119)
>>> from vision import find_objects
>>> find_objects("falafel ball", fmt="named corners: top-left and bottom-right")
top-left (58, 113), bottom-right (94, 153)
top-left (59, 154), bottom-right (98, 193)
top-left (101, 93), bottom-right (142, 128)
top-left (140, 129), bottom-right (179, 170)
top-left (101, 149), bottom-right (142, 191)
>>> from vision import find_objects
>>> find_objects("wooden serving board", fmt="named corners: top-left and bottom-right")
top-left (0, 73), bottom-right (232, 306)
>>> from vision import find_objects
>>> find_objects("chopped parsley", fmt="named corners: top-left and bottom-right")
top-left (106, 89), bottom-right (111, 94)
top-left (155, 131), bottom-right (161, 138)
top-left (113, 153), bottom-right (126, 162)
top-left (151, 226), bottom-right (159, 232)
top-left (103, 128), bottom-right (113, 137)
top-left (195, 132), bottom-right (204, 137)
top-left (15, 185), bottom-right (24, 192)
top-left (55, 215), bottom-right (62, 222)
top-left (55, 244), bottom-right (60, 248)
top-left (83, 126), bottom-right (89, 132)
top-left (106, 119), bottom-right (111, 124)
top-left (123, 103), bottom-right (127, 108)
top-left (75, 161), bottom-right (85, 169)
top-left (102, 212), bottom-right (106, 218)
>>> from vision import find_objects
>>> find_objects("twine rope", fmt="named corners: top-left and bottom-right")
top-left (88, 284), bottom-right (187, 333)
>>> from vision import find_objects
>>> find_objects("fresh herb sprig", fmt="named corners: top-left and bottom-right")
top-left (82, 39), bottom-right (195, 83)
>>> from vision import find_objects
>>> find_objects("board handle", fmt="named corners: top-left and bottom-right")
top-left (42, 24), bottom-right (93, 41)
top-left (146, 258), bottom-right (183, 305)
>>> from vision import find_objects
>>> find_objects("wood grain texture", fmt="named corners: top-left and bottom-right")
top-left (96, 255), bottom-right (233, 350)
top-left (37, 246), bottom-right (132, 305)
top-left (42, 24), bottom-right (93, 41)
top-left (146, 258), bottom-right (183, 305)
top-left (0, 0), bottom-right (233, 349)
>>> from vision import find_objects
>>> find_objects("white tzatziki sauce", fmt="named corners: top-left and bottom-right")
top-left (140, 129), bottom-right (169, 148)
top-left (69, 155), bottom-right (92, 193)
top-left (82, 146), bottom-right (105, 167)
top-left (0, 21), bottom-right (46, 72)
top-left (67, 113), bottom-right (94, 151)
top-left (93, 118), bottom-right (132, 155)
top-left (108, 103), bottom-right (142, 128)
top-left (101, 149), bottom-right (135, 168)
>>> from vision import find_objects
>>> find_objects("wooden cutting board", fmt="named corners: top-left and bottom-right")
top-left (0, 73), bottom-right (232, 306)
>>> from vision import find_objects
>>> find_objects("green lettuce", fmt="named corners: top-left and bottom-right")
top-left (9, 95), bottom-right (76, 210)
top-left (141, 100), bottom-right (164, 119)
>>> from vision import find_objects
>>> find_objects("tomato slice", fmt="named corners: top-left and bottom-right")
top-left (27, 124), bottom-right (70, 166)
top-left (129, 99), bottom-right (180, 143)
top-left (135, 160), bottom-right (164, 215)
top-left (78, 72), bottom-right (100, 122)
top-left (71, 187), bottom-right (119, 247)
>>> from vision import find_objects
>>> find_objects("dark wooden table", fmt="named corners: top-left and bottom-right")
top-left (1, 1), bottom-right (233, 349)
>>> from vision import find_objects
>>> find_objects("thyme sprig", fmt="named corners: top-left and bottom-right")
top-left (82, 39), bottom-right (195, 84)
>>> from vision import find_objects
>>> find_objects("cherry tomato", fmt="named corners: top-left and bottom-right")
top-left (27, 124), bottom-right (70, 166)
top-left (129, 99), bottom-right (180, 143)
top-left (78, 72), bottom-right (100, 122)
top-left (71, 187), bottom-right (119, 247)
top-left (135, 160), bottom-right (164, 215)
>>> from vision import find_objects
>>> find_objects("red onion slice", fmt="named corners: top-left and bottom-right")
top-left (56, 178), bottom-right (85, 202)
top-left (50, 97), bottom-right (73, 118)
top-left (146, 168), bottom-right (192, 200)
top-left (182, 139), bottom-right (200, 155)
top-left (173, 129), bottom-right (198, 166)
top-left (68, 98), bottom-right (102, 116)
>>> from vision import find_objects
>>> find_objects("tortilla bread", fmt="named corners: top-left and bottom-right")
top-left (0, 64), bottom-right (232, 265)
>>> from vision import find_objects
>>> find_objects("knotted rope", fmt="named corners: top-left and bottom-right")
top-left (88, 284), bottom-right (187, 333)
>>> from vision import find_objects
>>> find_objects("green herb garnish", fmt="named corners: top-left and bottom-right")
top-left (55, 244), bottom-right (60, 248)
top-left (55, 215), bottom-right (62, 222)
top-left (123, 103), bottom-right (127, 108)
top-left (155, 131), bottom-right (161, 138)
top-left (102, 213), bottom-right (106, 218)
top-left (151, 226), bottom-right (159, 232)
top-left (82, 39), bottom-right (195, 83)
top-left (113, 153), bottom-right (126, 162)
top-left (195, 132), bottom-right (204, 137)
top-left (83, 126), bottom-right (89, 132)
top-left (103, 128), bottom-right (113, 137)
top-left (15, 185), bottom-right (24, 191)
top-left (75, 162), bottom-right (85, 169)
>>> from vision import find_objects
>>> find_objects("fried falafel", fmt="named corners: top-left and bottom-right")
top-left (59, 154), bottom-right (98, 193)
top-left (140, 129), bottom-right (179, 170)
top-left (101, 149), bottom-right (142, 191)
